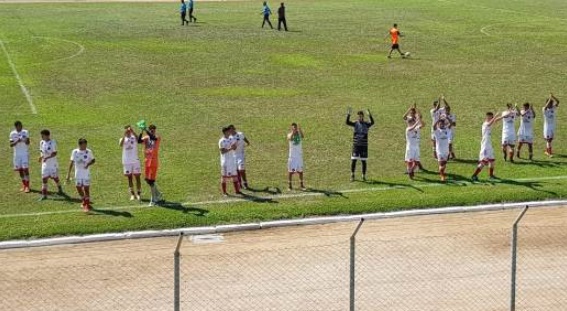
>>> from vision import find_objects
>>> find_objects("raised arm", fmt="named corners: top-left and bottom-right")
top-left (346, 107), bottom-right (355, 126)
top-left (66, 159), bottom-right (74, 181)
top-left (368, 110), bottom-right (375, 126)
top-left (551, 93), bottom-right (560, 106)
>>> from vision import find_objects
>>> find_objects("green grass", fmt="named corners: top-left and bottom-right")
top-left (1, 0), bottom-right (567, 241)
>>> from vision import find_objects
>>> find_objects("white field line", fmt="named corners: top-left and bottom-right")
top-left (0, 39), bottom-right (37, 114)
top-left (2, 174), bottom-right (567, 219)
top-left (29, 37), bottom-right (85, 66)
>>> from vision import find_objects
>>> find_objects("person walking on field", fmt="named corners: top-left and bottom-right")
top-left (277, 2), bottom-right (288, 31)
top-left (261, 1), bottom-right (273, 29)
top-left (180, 0), bottom-right (189, 25)
top-left (188, 0), bottom-right (197, 22)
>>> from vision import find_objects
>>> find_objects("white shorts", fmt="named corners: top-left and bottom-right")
top-left (13, 154), bottom-right (29, 170)
top-left (448, 130), bottom-right (455, 144)
top-left (405, 147), bottom-right (420, 162)
top-left (480, 147), bottom-right (495, 162)
top-left (221, 163), bottom-right (237, 178)
top-left (235, 156), bottom-right (246, 171)
top-left (75, 178), bottom-right (91, 187)
top-left (123, 162), bottom-right (142, 176)
top-left (288, 157), bottom-right (304, 173)
top-left (41, 164), bottom-right (59, 179)
top-left (502, 133), bottom-right (516, 145)
top-left (517, 134), bottom-right (533, 144)
top-left (437, 151), bottom-right (449, 162)
top-left (544, 126), bottom-right (554, 140)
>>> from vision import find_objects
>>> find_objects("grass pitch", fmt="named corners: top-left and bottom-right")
top-left (1, 0), bottom-right (567, 240)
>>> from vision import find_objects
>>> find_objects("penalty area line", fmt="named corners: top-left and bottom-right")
top-left (1, 175), bottom-right (567, 219)
top-left (0, 39), bottom-right (37, 114)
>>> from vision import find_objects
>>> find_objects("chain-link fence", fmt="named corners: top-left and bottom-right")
top-left (0, 206), bottom-right (566, 311)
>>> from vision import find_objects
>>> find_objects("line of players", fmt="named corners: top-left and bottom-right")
top-left (404, 94), bottom-right (560, 182)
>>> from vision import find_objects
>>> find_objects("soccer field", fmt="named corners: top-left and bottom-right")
top-left (1, 0), bottom-right (567, 240)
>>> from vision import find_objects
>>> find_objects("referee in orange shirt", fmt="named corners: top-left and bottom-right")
top-left (387, 23), bottom-right (405, 58)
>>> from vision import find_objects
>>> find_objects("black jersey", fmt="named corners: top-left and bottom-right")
top-left (346, 114), bottom-right (375, 147)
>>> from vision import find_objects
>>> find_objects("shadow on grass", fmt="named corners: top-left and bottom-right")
top-left (90, 208), bottom-right (133, 218)
top-left (453, 158), bottom-right (479, 164)
top-left (158, 201), bottom-right (209, 215)
top-left (51, 192), bottom-right (83, 204)
top-left (511, 158), bottom-right (566, 168)
top-left (246, 186), bottom-right (282, 195)
top-left (362, 179), bottom-right (425, 193)
top-left (303, 188), bottom-right (346, 198)
top-left (489, 178), bottom-right (558, 196)
top-left (238, 192), bottom-right (278, 204)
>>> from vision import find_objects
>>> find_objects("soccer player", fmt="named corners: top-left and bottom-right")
top-left (287, 123), bottom-right (305, 190)
top-left (180, 0), bottom-right (189, 25)
top-left (188, 0), bottom-right (197, 22)
top-left (346, 108), bottom-right (375, 181)
top-left (516, 102), bottom-right (536, 160)
top-left (38, 129), bottom-right (63, 200)
top-left (261, 1), bottom-right (273, 29)
top-left (138, 124), bottom-right (163, 206)
top-left (120, 125), bottom-right (142, 201)
top-left (387, 23), bottom-right (405, 58)
top-left (433, 116), bottom-right (452, 182)
top-left (403, 103), bottom-right (425, 171)
top-left (228, 125), bottom-right (251, 189)
top-left (277, 2), bottom-right (287, 31)
top-left (66, 138), bottom-right (95, 212)
top-left (219, 127), bottom-right (241, 196)
top-left (429, 99), bottom-right (442, 159)
top-left (442, 99), bottom-right (457, 160)
top-left (9, 121), bottom-right (31, 193)
top-left (501, 103), bottom-right (520, 162)
top-left (405, 115), bottom-right (424, 179)
top-left (472, 112), bottom-right (504, 181)
top-left (543, 94), bottom-right (560, 157)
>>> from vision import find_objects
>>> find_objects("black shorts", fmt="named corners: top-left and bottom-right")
top-left (391, 43), bottom-right (399, 49)
top-left (351, 145), bottom-right (368, 160)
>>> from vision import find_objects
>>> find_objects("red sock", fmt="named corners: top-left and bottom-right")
top-left (233, 182), bottom-right (241, 193)
top-left (221, 182), bottom-right (227, 194)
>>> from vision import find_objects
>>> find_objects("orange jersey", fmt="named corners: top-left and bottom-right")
top-left (143, 136), bottom-right (160, 162)
top-left (390, 28), bottom-right (399, 44)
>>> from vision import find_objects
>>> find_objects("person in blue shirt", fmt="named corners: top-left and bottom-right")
top-left (188, 0), bottom-right (197, 23)
top-left (261, 1), bottom-right (273, 29)
top-left (180, 0), bottom-right (189, 25)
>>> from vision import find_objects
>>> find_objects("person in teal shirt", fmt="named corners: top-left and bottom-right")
top-left (188, 0), bottom-right (197, 23)
top-left (261, 1), bottom-right (273, 29)
top-left (180, 0), bottom-right (189, 25)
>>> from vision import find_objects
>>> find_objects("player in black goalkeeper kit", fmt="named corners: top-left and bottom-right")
top-left (346, 108), bottom-right (375, 181)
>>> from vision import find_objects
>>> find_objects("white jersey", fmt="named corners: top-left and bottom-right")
top-left (434, 128), bottom-right (450, 160)
top-left (480, 121), bottom-right (495, 161)
top-left (121, 135), bottom-right (140, 164)
top-left (10, 129), bottom-right (30, 156)
top-left (446, 114), bottom-right (456, 142)
top-left (40, 139), bottom-right (58, 167)
top-left (517, 109), bottom-right (535, 142)
top-left (230, 131), bottom-right (247, 159)
top-left (288, 133), bottom-right (304, 172)
top-left (70, 148), bottom-right (95, 180)
top-left (501, 111), bottom-right (517, 144)
top-left (543, 107), bottom-right (556, 139)
top-left (430, 108), bottom-right (441, 136)
top-left (405, 127), bottom-right (421, 162)
top-left (219, 137), bottom-right (237, 176)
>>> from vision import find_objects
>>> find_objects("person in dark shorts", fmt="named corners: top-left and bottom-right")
top-left (277, 2), bottom-right (288, 31)
top-left (261, 1), bottom-right (273, 29)
top-left (387, 23), bottom-right (405, 58)
top-left (346, 108), bottom-right (375, 181)
top-left (188, 0), bottom-right (197, 22)
top-left (180, 0), bottom-right (189, 25)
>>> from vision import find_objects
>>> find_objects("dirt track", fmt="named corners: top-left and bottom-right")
top-left (1, 206), bottom-right (566, 310)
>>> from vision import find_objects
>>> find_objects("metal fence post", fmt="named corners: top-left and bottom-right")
top-left (174, 232), bottom-right (184, 311)
top-left (350, 218), bottom-right (365, 311)
top-left (510, 206), bottom-right (529, 311)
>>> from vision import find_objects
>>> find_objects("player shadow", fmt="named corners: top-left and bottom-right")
top-left (414, 173), bottom-right (470, 186)
top-left (303, 188), bottom-right (346, 198)
top-left (238, 192), bottom-right (278, 204)
top-left (362, 179), bottom-right (425, 193)
top-left (488, 178), bottom-right (558, 196)
top-left (158, 201), bottom-right (209, 216)
top-left (509, 159), bottom-right (558, 168)
top-left (90, 208), bottom-right (133, 218)
top-left (452, 158), bottom-right (479, 164)
top-left (246, 186), bottom-right (282, 195)
top-left (51, 192), bottom-right (84, 204)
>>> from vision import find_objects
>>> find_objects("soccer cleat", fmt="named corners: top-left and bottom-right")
top-left (287, 186), bottom-right (293, 191)
top-left (24, 187), bottom-right (31, 193)
top-left (409, 171), bottom-right (415, 180)
top-left (235, 191), bottom-right (243, 195)
top-left (528, 154), bottom-right (533, 161)
top-left (130, 195), bottom-right (136, 201)
top-left (136, 194), bottom-right (142, 201)
top-left (82, 204), bottom-right (92, 213)
top-left (471, 175), bottom-right (479, 182)
top-left (148, 201), bottom-right (156, 207)
top-left (57, 186), bottom-right (64, 195)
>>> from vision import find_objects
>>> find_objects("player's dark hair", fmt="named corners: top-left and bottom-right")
top-left (523, 102), bottom-right (530, 108)
top-left (14, 121), bottom-right (22, 127)
top-left (486, 112), bottom-right (494, 117)
top-left (148, 124), bottom-right (156, 130)
top-left (291, 122), bottom-right (297, 127)
top-left (222, 127), bottom-right (229, 133)
top-left (433, 100), bottom-right (439, 106)
top-left (394, 23), bottom-right (398, 27)
top-left (40, 129), bottom-right (50, 136)
top-left (228, 124), bottom-right (235, 130)
top-left (78, 138), bottom-right (87, 145)
top-left (357, 110), bottom-right (364, 116)
top-left (124, 125), bottom-right (131, 129)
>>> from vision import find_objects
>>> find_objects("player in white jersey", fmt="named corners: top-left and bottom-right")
top-left (9, 121), bottom-right (31, 193)
top-left (38, 129), bottom-right (63, 200)
top-left (472, 112), bottom-right (504, 182)
top-left (516, 102), bottom-right (536, 160)
top-left (444, 105), bottom-right (457, 160)
top-left (119, 125), bottom-right (142, 200)
top-left (66, 138), bottom-right (96, 212)
top-left (433, 116), bottom-right (452, 182)
top-left (543, 94), bottom-right (560, 157)
top-left (228, 125), bottom-right (251, 190)
top-left (403, 103), bottom-right (425, 170)
top-left (405, 115), bottom-right (424, 180)
top-left (287, 123), bottom-right (306, 191)
top-left (219, 127), bottom-right (241, 196)
top-left (501, 103), bottom-right (520, 162)
top-left (429, 99), bottom-right (442, 159)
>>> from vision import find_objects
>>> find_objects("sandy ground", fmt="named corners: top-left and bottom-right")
top-left (1, 206), bottom-right (566, 311)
